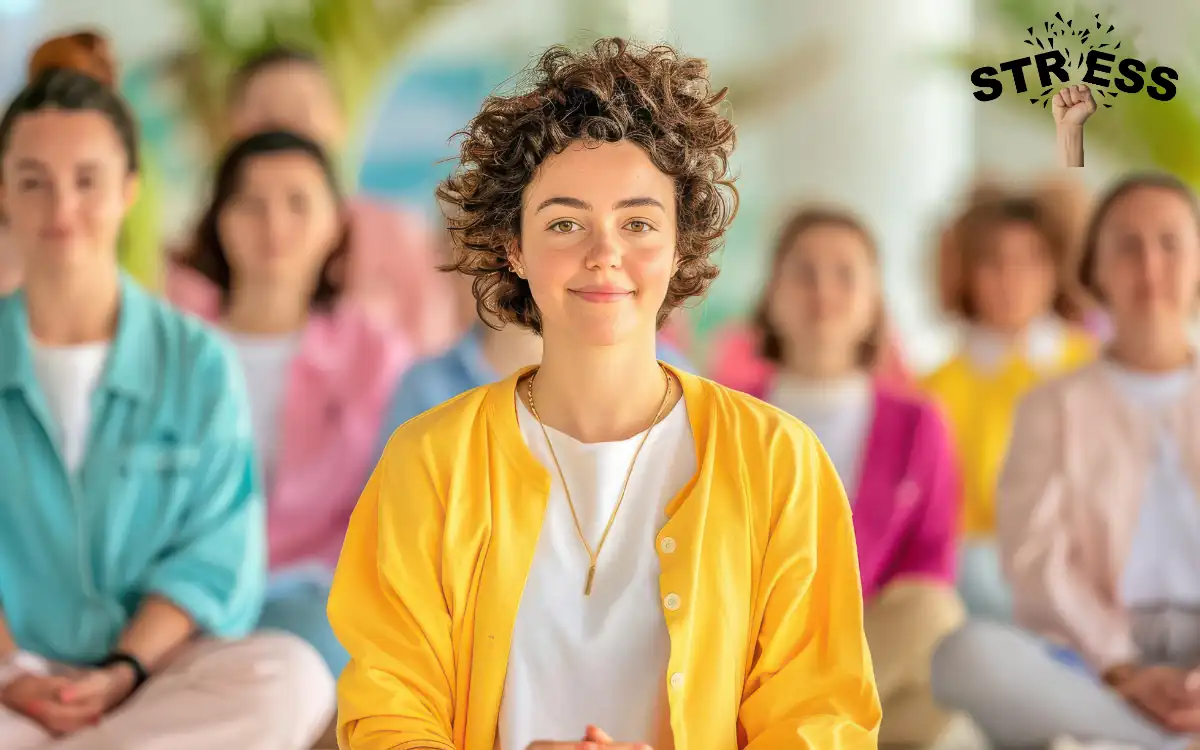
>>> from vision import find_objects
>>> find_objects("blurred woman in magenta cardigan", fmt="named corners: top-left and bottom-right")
top-left (167, 47), bottom-right (464, 355)
top-left (745, 205), bottom-right (964, 748)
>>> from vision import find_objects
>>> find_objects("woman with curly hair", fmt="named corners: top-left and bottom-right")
top-left (923, 192), bottom-right (1095, 622)
top-left (329, 38), bottom-right (880, 750)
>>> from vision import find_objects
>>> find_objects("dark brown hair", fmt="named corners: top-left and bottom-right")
top-left (942, 194), bottom-right (1074, 319)
top-left (437, 37), bottom-right (738, 334)
top-left (754, 207), bottom-right (885, 368)
top-left (1078, 171), bottom-right (1200, 302)
top-left (0, 30), bottom-right (138, 174)
top-left (176, 130), bottom-right (349, 310)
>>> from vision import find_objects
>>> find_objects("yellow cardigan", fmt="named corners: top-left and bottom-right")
top-left (921, 330), bottom-right (1094, 538)
top-left (329, 365), bottom-right (880, 750)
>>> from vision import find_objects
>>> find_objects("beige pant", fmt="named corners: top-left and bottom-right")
top-left (864, 580), bottom-right (965, 748)
top-left (0, 632), bottom-right (335, 750)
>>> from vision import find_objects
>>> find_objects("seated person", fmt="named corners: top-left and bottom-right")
top-left (922, 192), bottom-right (1094, 622)
top-left (166, 46), bottom-right (462, 353)
top-left (170, 130), bottom-right (412, 678)
top-left (330, 38), bottom-right (880, 749)
top-left (751, 205), bottom-right (963, 747)
top-left (0, 37), bottom-right (331, 749)
top-left (933, 173), bottom-right (1200, 750)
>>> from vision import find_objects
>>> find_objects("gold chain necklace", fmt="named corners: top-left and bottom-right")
top-left (526, 364), bottom-right (671, 595)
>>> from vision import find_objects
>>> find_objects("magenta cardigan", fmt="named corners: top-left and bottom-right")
top-left (750, 380), bottom-right (961, 601)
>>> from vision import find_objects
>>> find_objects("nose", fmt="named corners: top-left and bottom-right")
top-left (262, 207), bottom-right (290, 249)
top-left (584, 225), bottom-right (622, 269)
top-left (49, 186), bottom-right (80, 227)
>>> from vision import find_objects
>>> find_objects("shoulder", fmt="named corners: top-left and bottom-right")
top-left (311, 304), bottom-right (413, 374)
top-left (683, 372), bottom-right (822, 465)
top-left (348, 197), bottom-right (433, 246)
top-left (874, 385), bottom-right (948, 436)
top-left (130, 285), bottom-right (251, 437)
top-left (920, 353), bottom-right (969, 392)
top-left (1019, 360), bottom-right (1104, 417)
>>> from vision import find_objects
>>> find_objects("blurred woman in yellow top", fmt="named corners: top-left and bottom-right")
top-left (328, 38), bottom-right (880, 750)
top-left (924, 193), bottom-right (1094, 622)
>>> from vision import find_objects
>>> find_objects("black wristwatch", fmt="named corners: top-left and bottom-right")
top-left (97, 652), bottom-right (150, 691)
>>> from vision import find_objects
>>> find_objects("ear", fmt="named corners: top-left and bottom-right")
top-left (122, 174), bottom-right (140, 214)
top-left (507, 239), bottom-right (525, 278)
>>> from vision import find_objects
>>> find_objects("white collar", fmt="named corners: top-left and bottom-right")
top-left (963, 317), bottom-right (1065, 374)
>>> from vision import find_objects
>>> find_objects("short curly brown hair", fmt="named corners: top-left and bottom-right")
top-left (941, 193), bottom-right (1075, 321)
top-left (437, 38), bottom-right (738, 333)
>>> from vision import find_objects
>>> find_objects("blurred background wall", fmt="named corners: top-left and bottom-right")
top-left (2, 0), bottom-right (1196, 370)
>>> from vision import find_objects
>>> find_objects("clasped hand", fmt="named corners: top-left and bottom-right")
top-left (0, 665), bottom-right (136, 736)
top-left (526, 724), bottom-right (653, 750)
top-left (1118, 665), bottom-right (1200, 733)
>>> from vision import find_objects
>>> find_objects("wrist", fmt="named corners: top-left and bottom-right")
top-left (96, 652), bottom-right (149, 693)
top-left (103, 663), bottom-right (137, 694)
top-left (0, 651), bottom-right (48, 691)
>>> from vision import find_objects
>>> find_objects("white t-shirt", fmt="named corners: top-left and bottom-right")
top-left (1109, 360), bottom-right (1200, 609)
top-left (29, 340), bottom-right (110, 473)
top-left (963, 316), bottom-right (1066, 374)
top-left (498, 394), bottom-right (695, 750)
top-left (766, 372), bottom-right (873, 499)
top-left (223, 331), bottom-right (303, 485)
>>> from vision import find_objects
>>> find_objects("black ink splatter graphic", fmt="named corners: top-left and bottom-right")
top-left (1025, 11), bottom-right (1120, 109)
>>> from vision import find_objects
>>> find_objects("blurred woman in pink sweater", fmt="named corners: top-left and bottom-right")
top-left (167, 47), bottom-right (463, 354)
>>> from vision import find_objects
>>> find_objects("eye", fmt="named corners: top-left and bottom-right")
top-left (77, 175), bottom-right (95, 190)
top-left (626, 220), bottom-right (653, 233)
top-left (16, 178), bottom-right (41, 192)
top-left (549, 219), bottom-right (580, 233)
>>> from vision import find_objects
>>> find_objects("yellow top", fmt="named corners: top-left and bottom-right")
top-left (329, 365), bottom-right (880, 750)
top-left (921, 329), bottom-right (1094, 538)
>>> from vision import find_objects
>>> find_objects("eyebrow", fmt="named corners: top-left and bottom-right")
top-left (13, 159), bottom-right (102, 172)
top-left (534, 196), bottom-right (666, 213)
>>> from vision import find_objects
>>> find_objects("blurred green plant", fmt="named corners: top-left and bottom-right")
top-left (967, 0), bottom-right (1200, 184)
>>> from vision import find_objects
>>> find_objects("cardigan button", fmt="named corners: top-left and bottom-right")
top-left (664, 593), bottom-right (681, 611)
top-left (659, 537), bottom-right (677, 554)
top-left (670, 672), bottom-right (685, 689)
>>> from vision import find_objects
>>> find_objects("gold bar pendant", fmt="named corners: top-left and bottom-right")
top-left (584, 565), bottom-right (596, 596)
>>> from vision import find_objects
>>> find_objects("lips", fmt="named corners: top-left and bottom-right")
top-left (569, 288), bottom-right (634, 303)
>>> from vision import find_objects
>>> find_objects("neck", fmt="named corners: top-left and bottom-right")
top-left (1108, 323), bottom-right (1193, 373)
top-left (25, 264), bottom-right (121, 344)
top-left (529, 332), bottom-right (672, 443)
top-left (480, 323), bottom-right (543, 377)
top-left (224, 281), bottom-right (310, 335)
top-left (0, 241), bottom-right (20, 296)
top-left (976, 319), bottom-right (1033, 343)
top-left (781, 346), bottom-right (860, 381)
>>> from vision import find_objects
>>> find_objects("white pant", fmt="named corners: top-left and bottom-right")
top-left (932, 619), bottom-right (1194, 750)
top-left (0, 633), bottom-right (334, 750)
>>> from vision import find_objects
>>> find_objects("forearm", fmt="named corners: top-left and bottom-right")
top-left (115, 595), bottom-right (197, 672)
top-left (1057, 126), bottom-right (1085, 167)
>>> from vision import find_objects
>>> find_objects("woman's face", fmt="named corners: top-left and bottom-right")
top-left (968, 219), bottom-right (1057, 331)
top-left (0, 110), bottom-right (137, 278)
top-left (766, 223), bottom-right (879, 368)
top-left (229, 62), bottom-right (344, 148)
top-left (515, 140), bottom-right (677, 347)
top-left (217, 151), bottom-right (343, 292)
top-left (1093, 185), bottom-right (1200, 330)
